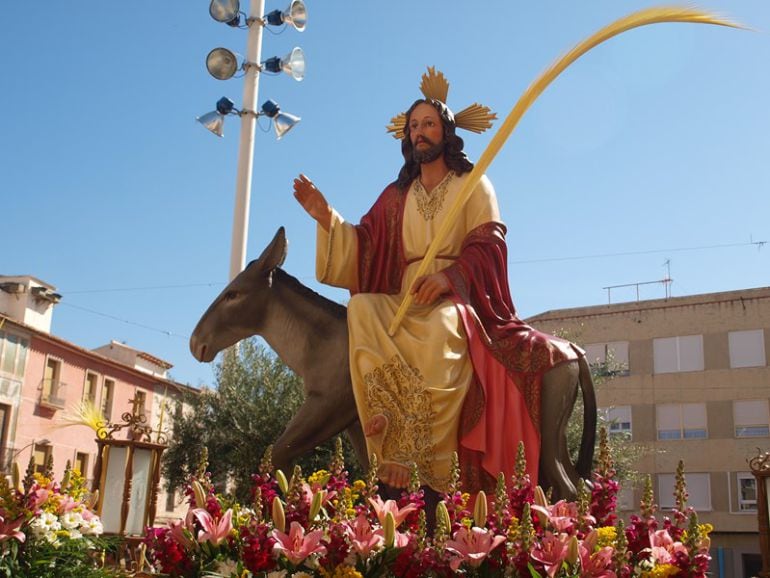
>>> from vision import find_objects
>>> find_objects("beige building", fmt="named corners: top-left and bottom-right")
top-left (528, 286), bottom-right (770, 578)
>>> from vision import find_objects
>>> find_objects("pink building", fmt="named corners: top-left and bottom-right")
top-left (0, 275), bottom-right (198, 522)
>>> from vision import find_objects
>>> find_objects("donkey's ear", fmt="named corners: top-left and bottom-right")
top-left (256, 227), bottom-right (288, 272)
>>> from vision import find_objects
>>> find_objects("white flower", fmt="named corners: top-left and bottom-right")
top-left (30, 512), bottom-right (61, 537)
top-left (210, 559), bottom-right (239, 577)
top-left (267, 571), bottom-right (288, 578)
top-left (80, 517), bottom-right (104, 536)
top-left (61, 511), bottom-right (83, 530)
top-left (67, 529), bottom-right (83, 540)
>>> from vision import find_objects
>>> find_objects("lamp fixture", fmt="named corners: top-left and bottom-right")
top-left (206, 47), bottom-right (240, 80)
top-left (265, 0), bottom-right (307, 31)
top-left (262, 47), bottom-right (305, 81)
top-left (209, 0), bottom-right (241, 26)
top-left (196, 97), bottom-right (237, 137)
top-left (260, 99), bottom-right (301, 139)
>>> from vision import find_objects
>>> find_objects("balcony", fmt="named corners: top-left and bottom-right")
top-left (39, 379), bottom-right (67, 410)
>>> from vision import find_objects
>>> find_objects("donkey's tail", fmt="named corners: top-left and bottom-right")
top-left (575, 354), bottom-right (597, 479)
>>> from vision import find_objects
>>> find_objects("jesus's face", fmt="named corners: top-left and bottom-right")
top-left (408, 102), bottom-right (445, 164)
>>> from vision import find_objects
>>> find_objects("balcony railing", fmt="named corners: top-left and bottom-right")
top-left (39, 378), bottom-right (67, 410)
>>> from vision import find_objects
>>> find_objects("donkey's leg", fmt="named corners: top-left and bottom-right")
top-left (272, 390), bottom-right (358, 473)
top-left (540, 361), bottom-right (580, 501)
top-left (345, 418), bottom-right (369, 470)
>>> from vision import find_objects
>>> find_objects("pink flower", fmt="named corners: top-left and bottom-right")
top-left (192, 507), bottom-right (233, 546)
top-left (345, 514), bottom-right (384, 557)
top-left (368, 496), bottom-right (418, 529)
top-left (445, 526), bottom-right (506, 571)
top-left (532, 500), bottom-right (595, 533)
top-left (272, 521), bottom-right (327, 566)
top-left (531, 532), bottom-right (570, 578)
top-left (649, 529), bottom-right (687, 564)
top-left (0, 515), bottom-right (25, 543)
top-left (578, 542), bottom-right (617, 578)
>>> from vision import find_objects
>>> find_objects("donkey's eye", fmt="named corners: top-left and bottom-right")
top-left (223, 291), bottom-right (238, 301)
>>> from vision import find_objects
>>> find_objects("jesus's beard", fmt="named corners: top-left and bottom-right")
top-left (412, 139), bottom-right (445, 164)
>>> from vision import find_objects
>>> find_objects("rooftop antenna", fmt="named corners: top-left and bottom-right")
top-left (603, 261), bottom-right (673, 304)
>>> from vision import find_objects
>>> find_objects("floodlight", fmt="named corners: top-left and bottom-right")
top-left (262, 47), bottom-right (305, 81)
top-left (206, 47), bottom-right (239, 80)
top-left (196, 97), bottom-right (236, 137)
top-left (260, 99), bottom-right (301, 139)
top-left (209, 0), bottom-right (241, 26)
top-left (265, 0), bottom-right (307, 31)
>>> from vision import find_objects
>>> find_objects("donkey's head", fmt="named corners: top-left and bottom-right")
top-left (190, 227), bottom-right (287, 362)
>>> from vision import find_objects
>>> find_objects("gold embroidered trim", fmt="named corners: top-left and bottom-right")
top-left (363, 355), bottom-right (439, 488)
top-left (412, 171), bottom-right (454, 221)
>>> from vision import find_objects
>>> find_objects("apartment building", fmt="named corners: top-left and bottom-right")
top-left (0, 275), bottom-right (198, 525)
top-left (527, 286), bottom-right (770, 578)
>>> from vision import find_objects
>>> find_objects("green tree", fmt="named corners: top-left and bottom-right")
top-left (162, 339), bottom-right (363, 502)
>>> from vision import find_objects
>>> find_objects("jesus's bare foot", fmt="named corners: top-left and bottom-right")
top-left (364, 414), bottom-right (387, 437)
top-left (379, 462), bottom-right (411, 489)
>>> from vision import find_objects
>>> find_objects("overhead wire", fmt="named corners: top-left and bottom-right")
top-left (54, 237), bottom-right (765, 338)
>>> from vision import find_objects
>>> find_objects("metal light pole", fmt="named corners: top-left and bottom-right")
top-left (229, 0), bottom-right (265, 281)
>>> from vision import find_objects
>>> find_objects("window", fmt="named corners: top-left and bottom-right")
top-left (0, 331), bottom-right (29, 378)
top-left (658, 472), bottom-right (711, 511)
top-left (102, 379), bottom-right (115, 422)
top-left (33, 443), bottom-right (52, 475)
top-left (733, 400), bottom-right (770, 437)
top-left (83, 372), bottom-right (99, 405)
top-left (657, 403), bottom-right (707, 440)
top-left (585, 341), bottom-right (629, 376)
top-left (75, 452), bottom-right (89, 479)
top-left (729, 330), bottom-right (766, 368)
top-left (737, 473), bottom-right (757, 512)
top-left (601, 405), bottom-right (632, 438)
top-left (133, 390), bottom-right (147, 419)
top-left (653, 335), bottom-right (704, 374)
top-left (41, 357), bottom-right (65, 408)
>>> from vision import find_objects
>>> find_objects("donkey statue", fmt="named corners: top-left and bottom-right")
top-left (190, 227), bottom-right (597, 500)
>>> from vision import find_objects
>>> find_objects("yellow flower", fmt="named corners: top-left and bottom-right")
top-left (309, 469), bottom-right (331, 487)
top-left (641, 564), bottom-right (680, 578)
top-left (352, 480), bottom-right (366, 492)
top-left (320, 566), bottom-right (364, 578)
top-left (596, 526), bottom-right (617, 548)
top-left (507, 516), bottom-right (520, 541)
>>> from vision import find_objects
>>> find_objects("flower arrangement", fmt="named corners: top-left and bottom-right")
top-left (144, 432), bottom-right (713, 577)
top-left (0, 459), bottom-right (111, 578)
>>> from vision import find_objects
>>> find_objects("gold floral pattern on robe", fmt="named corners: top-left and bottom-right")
top-left (363, 355), bottom-right (438, 487)
top-left (412, 171), bottom-right (454, 220)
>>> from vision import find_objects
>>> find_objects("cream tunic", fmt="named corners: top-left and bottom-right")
top-left (316, 171), bottom-right (501, 491)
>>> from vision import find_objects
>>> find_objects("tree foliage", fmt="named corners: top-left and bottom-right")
top-left (162, 339), bottom-right (363, 502)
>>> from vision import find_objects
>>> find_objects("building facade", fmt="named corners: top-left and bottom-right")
top-left (527, 286), bottom-right (770, 578)
top-left (0, 275), bottom-right (198, 525)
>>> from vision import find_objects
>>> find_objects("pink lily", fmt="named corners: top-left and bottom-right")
top-left (531, 499), bottom-right (596, 533)
top-left (345, 514), bottom-right (384, 557)
top-left (649, 529), bottom-right (687, 564)
top-left (169, 515), bottom-right (195, 549)
top-left (530, 531), bottom-right (570, 578)
top-left (445, 526), bottom-right (506, 571)
top-left (0, 515), bottom-right (25, 543)
top-left (272, 521), bottom-right (327, 566)
top-left (368, 496), bottom-right (418, 529)
top-left (578, 542), bottom-right (617, 578)
top-left (192, 507), bottom-right (233, 546)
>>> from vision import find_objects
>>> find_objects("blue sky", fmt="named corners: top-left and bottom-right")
top-left (3, 1), bottom-right (768, 388)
